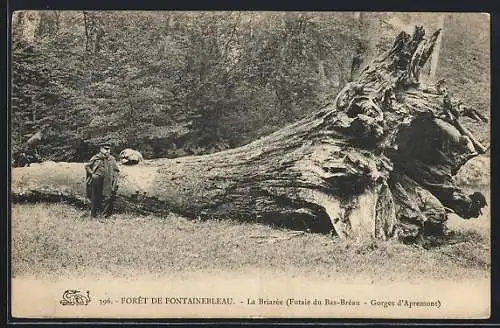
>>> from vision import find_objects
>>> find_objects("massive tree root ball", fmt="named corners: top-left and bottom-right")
top-left (11, 26), bottom-right (488, 245)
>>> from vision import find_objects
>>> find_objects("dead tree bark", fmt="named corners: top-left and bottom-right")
top-left (11, 26), bottom-right (488, 244)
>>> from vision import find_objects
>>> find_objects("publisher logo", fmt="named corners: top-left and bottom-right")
top-left (59, 290), bottom-right (91, 306)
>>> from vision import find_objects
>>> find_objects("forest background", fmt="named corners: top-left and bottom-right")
top-left (11, 11), bottom-right (490, 162)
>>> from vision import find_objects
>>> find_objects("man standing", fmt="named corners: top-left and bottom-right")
top-left (85, 143), bottom-right (120, 219)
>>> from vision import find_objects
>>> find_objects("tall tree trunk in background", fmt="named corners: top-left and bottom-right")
top-left (318, 59), bottom-right (326, 91)
top-left (349, 46), bottom-right (364, 82)
top-left (54, 11), bottom-right (60, 31)
top-left (12, 11), bottom-right (42, 44)
top-left (317, 38), bottom-right (328, 94)
top-left (12, 12), bottom-right (26, 39)
top-left (349, 12), bottom-right (382, 81)
top-left (426, 14), bottom-right (445, 82)
top-left (12, 27), bottom-right (488, 245)
top-left (349, 12), bottom-right (364, 82)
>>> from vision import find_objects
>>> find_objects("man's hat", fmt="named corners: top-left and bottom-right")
top-left (100, 143), bottom-right (111, 149)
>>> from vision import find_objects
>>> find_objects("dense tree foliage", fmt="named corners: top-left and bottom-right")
top-left (11, 12), bottom-right (489, 162)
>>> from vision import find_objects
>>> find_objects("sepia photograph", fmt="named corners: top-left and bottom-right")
top-left (10, 11), bottom-right (491, 319)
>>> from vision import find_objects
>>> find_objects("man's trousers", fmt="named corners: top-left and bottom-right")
top-left (90, 176), bottom-right (114, 218)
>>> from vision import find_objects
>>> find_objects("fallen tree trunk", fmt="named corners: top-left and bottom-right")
top-left (12, 26), bottom-right (488, 244)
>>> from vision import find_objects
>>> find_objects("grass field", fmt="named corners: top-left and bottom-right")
top-left (11, 195), bottom-right (490, 282)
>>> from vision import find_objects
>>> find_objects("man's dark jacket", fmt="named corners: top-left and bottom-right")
top-left (85, 153), bottom-right (120, 199)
